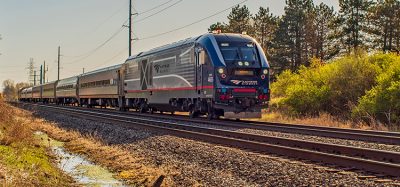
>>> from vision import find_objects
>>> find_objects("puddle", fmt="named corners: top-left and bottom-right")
top-left (34, 132), bottom-right (126, 187)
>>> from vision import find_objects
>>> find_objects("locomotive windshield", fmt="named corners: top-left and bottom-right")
top-left (219, 42), bottom-right (260, 67)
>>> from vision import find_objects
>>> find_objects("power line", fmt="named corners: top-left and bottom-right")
top-left (135, 0), bottom-right (183, 23)
top-left (92, 46), bottom-right (129, 70)
top-left (64, 18), bottom-right (129, 60)
top-left (63, 2), bottom-right (128, 58)
top-left (64, 20), bottom-right (128, 65)
top-left (138, 0), bottom-right (174, 15)
top-left (87, 1), bottom-right (127, 35)
top-left (0, 65), bottom-right (25, 68)
top-left (138, 0), bottom-right (248, 40)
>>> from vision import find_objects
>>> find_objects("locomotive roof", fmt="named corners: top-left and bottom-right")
top-left (126, 35), bottom-right (201, 61)
top-left (213, 33), bottom-right (254, 43)
top-left (125, 33), bottom-right (255, 62)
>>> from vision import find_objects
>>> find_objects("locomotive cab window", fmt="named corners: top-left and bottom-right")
top-left (219, 42), bottom-right (260, 68)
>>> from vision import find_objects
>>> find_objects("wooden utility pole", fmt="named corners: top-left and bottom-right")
top-left (34, 70), bottom-right (36, 86)
top-left (40, 65), bottom-right (43, 84)
top-left (58, 46), bottom-right (60, 80)
top-left (129, 0), bottom-right (132, 56)
top-left (43, 61), bottom-right (46, 83)
top-left (83, 68), bottom-right (85, 74)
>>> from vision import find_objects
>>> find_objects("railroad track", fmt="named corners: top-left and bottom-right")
top-left (23, 102), bottom-right (400, 145)
top-left (132, 109), bottom-right (400, 145)
top-left (17, 102), bottom-right (400, 177)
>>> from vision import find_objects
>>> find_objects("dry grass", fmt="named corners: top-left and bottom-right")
top-left (0, 98), bottom-right (75, 186)
top-left (252, 96), bottom-right (390, 131)
top-left (253, 109), bottom-right (389, 131)
top-left (33, 118), bottom-right (176, 186)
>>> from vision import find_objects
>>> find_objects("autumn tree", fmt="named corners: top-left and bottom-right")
top-left (2, 80), bottom-right (16, 101)
top-left (16, 82), bottom-right (30, 92)
top-left (2, 80), bottom-right (30, 101)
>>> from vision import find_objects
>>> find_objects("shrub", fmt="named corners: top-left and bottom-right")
top-left (353, 54), bottom-right (400, 127)
top-left (324, 54), bottom-right (380, 114)
top-left (271, 53), bottom-right (380, 117)
top-left (271, 70), bottom-right (298, 98)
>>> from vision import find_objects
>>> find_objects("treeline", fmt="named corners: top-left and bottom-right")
top-left (209, 0), bottom-right (400, 73)
top-left (2, 80), bottom-right (30, 101)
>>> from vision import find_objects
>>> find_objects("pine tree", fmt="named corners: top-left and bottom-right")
top-left (314, 3), bottom-right (340, 60)
top-left (226, 5), bottom-right (253, 34)
top-left (253, 7), bottom-right (278, 53)
top-left (271, 0), bottom-right (314, 71)
top-left (369, 0), bottom-right (400, 52)
top-left (396, 0), bottom-right (400, 52)
top-left (338, 0), bottom-right (373, 52)
top-left (270, 17), bottom-right (293, 71)
top-left (208, 22), bottom-right (228, 33)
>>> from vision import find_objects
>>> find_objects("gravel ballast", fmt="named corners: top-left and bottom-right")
top-left (27, 105), bottom-right (399, 186)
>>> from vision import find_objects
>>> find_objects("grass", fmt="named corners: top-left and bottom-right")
top-left (33, 116), bottom-right (175, 186)
top-left (2, 99), bottom-right (174, 186)
top-left (0, 99), bottom-right (75, 186)
top-left (252, 97), bottom-right (390, 131)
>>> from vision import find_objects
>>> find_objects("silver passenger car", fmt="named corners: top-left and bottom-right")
top-left (79, 64), bottom-right (121, 107)
top-left (56, 76), bottom-right (79, 105)
top-left (25, 87), bottom-right (33, 101)
top-left (42, 81), bottom-right (57, 103)
top-left (32, 86), bottom-right (41, 102)
top-left (19, 88), bottom-right (28, 101)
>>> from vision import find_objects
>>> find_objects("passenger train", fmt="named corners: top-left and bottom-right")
top-left (19, 33), bottom-right (270, 119)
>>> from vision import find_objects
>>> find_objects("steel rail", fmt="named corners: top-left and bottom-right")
top-left (22, 103), bottom-right (400, 177)
top-left (138, 111), bottom-right (400, 145)
top-left (34, 102), bottom-right (400, 145)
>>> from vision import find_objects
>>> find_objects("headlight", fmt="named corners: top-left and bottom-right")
top-left (217, 68), bottom-right (225, 74)
top-left (263, 69), bottom-right (269, 75)
top-left (244, 61), bottom-right (250, 66)
top-left (238, 61), bottom-right (243, 66)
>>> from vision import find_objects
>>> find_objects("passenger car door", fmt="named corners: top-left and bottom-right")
top-left (195, 48), bottom-right (205, 94)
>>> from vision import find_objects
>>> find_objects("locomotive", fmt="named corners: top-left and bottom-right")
top-left (19, 33), bottom-right (270, 119)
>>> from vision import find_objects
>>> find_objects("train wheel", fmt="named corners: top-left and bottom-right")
top-left (189, 109), bottom-right (198, 118)
top-left (139, 103), bottom-right (147, 113)
top-left (207, 105), bottom-right (215, 120)
top-left (207, 113), bottom-right (213, 120)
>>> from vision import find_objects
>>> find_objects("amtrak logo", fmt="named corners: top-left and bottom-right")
top-left (230, 80), bottom-right (258, 85)
top-left (154, 64), bottom-right (170, 73)
top-left (230, 80), bottom-right (242, 85)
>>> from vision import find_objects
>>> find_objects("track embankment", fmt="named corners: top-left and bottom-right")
top-left (17, 102), bottom-right (400, 186)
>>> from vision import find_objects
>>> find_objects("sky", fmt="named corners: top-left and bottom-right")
top-left (0, 0), bottom-right (339, 90)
